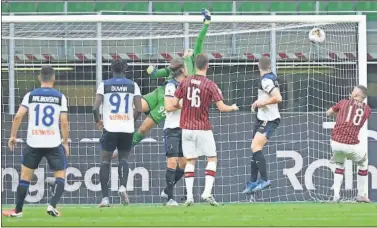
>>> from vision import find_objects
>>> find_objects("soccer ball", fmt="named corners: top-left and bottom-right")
top-left (308, 28), bottom-right (325, 44)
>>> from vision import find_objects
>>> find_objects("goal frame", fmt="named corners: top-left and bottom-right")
top-left (2, 14), bottom-right (368, 198)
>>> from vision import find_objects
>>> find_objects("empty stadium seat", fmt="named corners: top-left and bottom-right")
top-left (38, 2), bottom-right (65, 13)
top-left (327, 1), bottom-right (355, 14)
top-left (124, 2), bottom-right (149, 13)
top-left (2, 2), bottom-right (8, 13)
top-left (67, 2), bottom-right (95, 13)
top-left (212, 2), bottom-right (233, 13)
top-left (96, 2), bottom-right (124, 12)
top-left (8, 2), bottom-right (37, 13)
top-left (298, 1), bottom-right (316, 12)
top-left (183, 2), bottom-right (211, 12)
top-left (238, 2), bottom-right (269, 13)
top-left (154, 2), bottom-right (181, 13)
top-left (270, 2), bottom-right (297, 13)
top-left (357, 1), bottom-right (377, 20)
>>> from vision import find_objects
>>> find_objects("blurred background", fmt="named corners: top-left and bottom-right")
top-left (1, 1), bottom-right (377, 113)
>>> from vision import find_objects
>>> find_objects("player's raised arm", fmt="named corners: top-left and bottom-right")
top-left (133, 82), bottom-right (143, 119)
top-left (93, 82), bottom-right (104, 130)
top-left (60, 95), bottom-right (70, 157)
top-left (146, 65), bottom-right (171, 79)
top-left (193, 9), bottom-right (211, 56)
top-left (8, 93), bottom-right (29, 151)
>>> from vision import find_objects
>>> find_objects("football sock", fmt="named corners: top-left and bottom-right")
top-left (132, 132), bottom-right (145, 146)
top-left (118, 160), bottom-right (129, 188)
top-left (165, 168), bottom-right (176, 200)
top-left (15, 180), bottom-right (30, 213)
top-left (333, 167), bottom-right (344, 199)
top-left (253, 151), bottom-right (267, 181)
top-left (203, 161), bottom-right (217, 197)
top-left (184, 163), bottom-right (195, 200)
top-left (50, 178), bottom-right (65, 208)
top-left (250, 153), bottom-right (258, 182)
top-left (357, 169), bottom-right (368, 197)
top-left (99, 163), bottom-right (110, 198)
top-left (174, 167), bottom-right (185, 184)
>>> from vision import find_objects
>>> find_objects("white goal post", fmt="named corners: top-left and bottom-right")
top-left (1, 14), bottom-right (368, 204)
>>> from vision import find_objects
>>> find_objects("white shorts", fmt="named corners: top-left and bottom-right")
top-left (182, 129), bottom-right (217, 159)
top-left (330, 140), bottom-right (367, 166)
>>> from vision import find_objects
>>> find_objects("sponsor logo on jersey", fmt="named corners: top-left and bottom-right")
top-left (109, 114), bottom-right (129, 121)
top-left (31, 129), bottom-right (56, 135)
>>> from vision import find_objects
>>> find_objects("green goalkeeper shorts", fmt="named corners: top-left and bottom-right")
top-left (143, 85), bottom-right (166, 124)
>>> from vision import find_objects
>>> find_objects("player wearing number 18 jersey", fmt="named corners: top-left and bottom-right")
top-left (327, 85), bottom-right (371, 203)
top-left (2, 66), bottom-right (69, 218)
top-left (93, 59), bottom-right (142, 207)
top-left (173, 54), bottom-right (238, 206)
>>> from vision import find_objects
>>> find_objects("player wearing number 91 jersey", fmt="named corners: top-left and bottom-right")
top-left (327, 85), bottom-right (371, 203)
top-left (173, 54), bottom-right (238, 206)
top-left (93, 59), bottom-right (142, 207)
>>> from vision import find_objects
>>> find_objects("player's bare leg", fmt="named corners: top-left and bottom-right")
top-left (118, 150), bottom-right (130, 206)
top-left (184, 158), bottom-right (196, 206)
top-left (46, 170), bottom-right (65, 217)
top-left (99, 150), bottom-right (112, 207)
top-left (2, 165), bottom-right (34, 218)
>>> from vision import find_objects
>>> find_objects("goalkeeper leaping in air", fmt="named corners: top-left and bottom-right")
top-left (131, 9), bottom-right (211, 146)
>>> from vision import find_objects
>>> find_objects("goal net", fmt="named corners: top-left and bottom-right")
top-left (1, 15), bottom-right (367, 205)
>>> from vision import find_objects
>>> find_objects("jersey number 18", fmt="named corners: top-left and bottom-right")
top-left (34, 104), bottom-right (55, 127)
top-left (346, 105), bottom-right (364, 126)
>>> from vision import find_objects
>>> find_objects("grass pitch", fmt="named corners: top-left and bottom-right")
top-left (2, 203), bottom-right (377, 227)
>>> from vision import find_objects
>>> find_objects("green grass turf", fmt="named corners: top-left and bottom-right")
top-left (2, 203), bottom-right (377, 227)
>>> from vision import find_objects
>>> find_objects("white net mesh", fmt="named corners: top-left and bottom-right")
top-left (1, 19), bottom-right (361, 204)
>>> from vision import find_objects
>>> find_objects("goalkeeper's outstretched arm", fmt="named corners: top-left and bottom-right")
top-left (193, 9), bottom-right (211, 56)
top-left (146, 65), bottom-right (171, 79)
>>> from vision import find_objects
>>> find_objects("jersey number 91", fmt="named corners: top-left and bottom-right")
top-left (109, 93), bottom-right (130, 114)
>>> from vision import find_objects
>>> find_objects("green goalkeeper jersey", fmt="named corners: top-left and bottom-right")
top-left (150, 23), bottom-right (209, 80)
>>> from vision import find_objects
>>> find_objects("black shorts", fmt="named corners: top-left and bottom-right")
top-left (164, 128), bottom-right (183, 158)
top-left (100, 129), bottom-right (133, 152)
top-left (253, 118), bottom-right (280, 139)
top-left (22, 145), bottom-right (67, 171)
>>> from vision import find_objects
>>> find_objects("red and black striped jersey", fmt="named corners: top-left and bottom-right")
top-left (331, 99), bottom-right (371, 145)
top-left (174, 75), bottom-right (224, 130)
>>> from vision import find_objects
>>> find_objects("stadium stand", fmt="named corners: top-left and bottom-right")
top-left (0, 1), bottom-right (376, 20)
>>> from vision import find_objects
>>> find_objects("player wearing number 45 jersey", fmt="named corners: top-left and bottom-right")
top-left (327, 85), bottom-right (371, 203)
top-left (172, 54), bottom-right (239, 206)
top-left (2, 66), bottom-right (69, 218)
top-left (92, 59), bottom-right (142, 207)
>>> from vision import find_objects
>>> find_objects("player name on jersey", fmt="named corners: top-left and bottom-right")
top-left (29, 95), bottom-right (61, 105)
top-left (104, 84), bottom-right (135, 94)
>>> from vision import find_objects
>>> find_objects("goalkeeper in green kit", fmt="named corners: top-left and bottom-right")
top-left (132, 9), bottom-right (211, 146)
